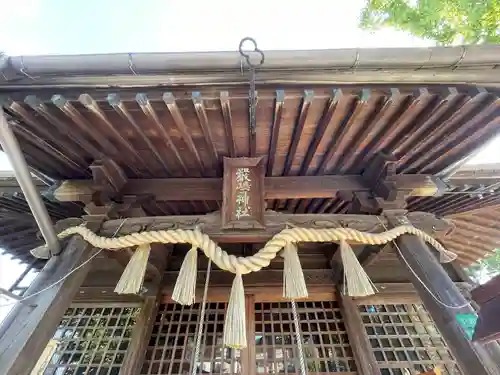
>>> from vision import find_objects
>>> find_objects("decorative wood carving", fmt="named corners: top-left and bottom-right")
top-left (221, 157), bottom-right (265, 229)
top-left (98, 211), bottom-right (452, 243)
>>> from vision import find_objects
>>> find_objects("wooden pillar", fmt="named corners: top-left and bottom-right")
top-left (120, 244), bottom-right (171, 375)
top-left (338, 292), bottom-right (381, 375)
top-left (386, 214), bottom-right (500, 375)
top-left (120, 296), bottom-right (159, 375)
top-left (0, 232), bottom-right (98, 374)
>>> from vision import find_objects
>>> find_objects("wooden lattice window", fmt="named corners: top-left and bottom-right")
top-left (142, 302), bottom-right (241, 375)
top-left (255, 301), bottom-right (356, 374)
top-left (43, 304), bottom-right (140, 375)
top-left (359, 304), bottom-right (461, 375)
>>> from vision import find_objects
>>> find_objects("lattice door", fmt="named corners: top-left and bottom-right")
top-left (42, 304), bottom-right (140, 375)
top-left (142, 297), bottom-right (355, 375)
top-left (359, 303), bottom-right (461, 375)
top-left (142, 302), bottom-right (242, 375)
top-left (255, 301), bottom-right (356, 374)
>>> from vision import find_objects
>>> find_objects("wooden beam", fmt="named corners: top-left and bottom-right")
top-left (385, 214), bottom-right (500, 375)
top-left (73, 286), bottom-right (145, 304)
top-left (338, 292), bottom-right (381, 375)
top-left (472, 274), bottom-right (500, 306)
top-left (51, 174), bottom-right (444, 203)
top-left (98, 211), bottom-right (452, 243)
top-left (89, 158), bottom-right (128, 193)
top-left (355, 282), bottom-right (473, 305)
top-left (471, 275), bottom-right (500, 343)
top-left (0, 228), bottom-right (100, 374)
top-left (164, 269), bottom-right (336, 288)
top-left (473, 294), bottom-right (500, 344)
top-left (448, 167), bottom-right (500, 187)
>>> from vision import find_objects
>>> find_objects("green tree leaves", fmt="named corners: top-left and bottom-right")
top-left (360, 0), bottom-right (500, 45)
top-left (466, 249), bottom-right (500, 283)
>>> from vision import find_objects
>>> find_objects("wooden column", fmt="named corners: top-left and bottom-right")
top-left (120, 296), bottom-right (159, 375)
top-left (0, 234), bottom-right (98, 375)
top-left (120, 243), bottom-right (171, 375)
top-left (386, 214), bottom-right (500, 375)
top-left (338, 292), bottom-right (381, 375)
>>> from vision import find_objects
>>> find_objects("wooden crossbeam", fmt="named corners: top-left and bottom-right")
top-left (51, 174), bottom-right (443, 203)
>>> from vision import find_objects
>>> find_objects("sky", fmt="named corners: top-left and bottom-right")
top-left (0, 0), bottom-right (499, 319)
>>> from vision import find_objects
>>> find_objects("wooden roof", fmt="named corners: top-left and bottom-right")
top-left (439, 204), bottom-right (500, 266)
top-left (0, 46), bottom-right (500, 267)
top-left (0, 173), bottom-right (82, 265)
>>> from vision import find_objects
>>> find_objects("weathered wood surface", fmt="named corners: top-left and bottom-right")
top-left (338, 292), bottom-right (381, 375)
top-left (386, 214), bottom-right (500, 375)
top-left (472, 274), bottom-right (500, 306)
top-left (473, 296), bottom-right (500, 344)
top-left (51, 174), bottom-right (443, 202)
top-left (222, 157), bottom-right (265, 229)
top-left (120, 296), bottom-right (159, 375)
top-left (471, 275), bottom-right (500, 344)
top-left (355, 282), bottom-right (473, 305)
top-left (0, 233), bottom-right (98, 375)
top-left (98, 211), bottom-right (452, 243)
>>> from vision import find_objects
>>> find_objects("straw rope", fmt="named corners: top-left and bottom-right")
top-left (38, 224), bottom-right (456, 273)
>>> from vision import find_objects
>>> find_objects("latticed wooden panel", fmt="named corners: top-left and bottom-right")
top-left (255, 301), bottom-right (356, 374)
top-left (142, 302), bottom-right (242, 375)
top-left (43, 305), bottom-right (140, 375)
top-left (359, 304), bottom-right (461, 375)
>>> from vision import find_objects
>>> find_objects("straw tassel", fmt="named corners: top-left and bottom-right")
top-left (339, 240), bottom-right (376, 297)
top-left (223, 273), bottom-right (247, 349)
top-left (172, 246), bottom-right (198, 305)
top-left (439, 248), bottom-right (458, 263)
top-left (114, 244), bottom-right (151, 294)
top-left (31, 245), bottom-right (51, 259)
top-left (283, 243), bottom-right (308, 299)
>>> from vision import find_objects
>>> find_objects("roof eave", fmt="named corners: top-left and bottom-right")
top-left (1, 45), bottom-right (500, 88)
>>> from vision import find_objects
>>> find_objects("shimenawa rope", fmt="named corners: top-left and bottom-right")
top-left (32, 224), bottom-right (456, 274)
top-left (30, 223), bottom-right (456, 348)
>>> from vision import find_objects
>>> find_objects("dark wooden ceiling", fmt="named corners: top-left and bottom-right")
top-left (0, 83), bottom-right (500, 266)
top-left (1, 85), bottom-right (499, 214)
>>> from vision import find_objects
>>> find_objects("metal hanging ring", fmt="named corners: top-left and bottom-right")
top-left (239, 37), bottom-right (265, 68)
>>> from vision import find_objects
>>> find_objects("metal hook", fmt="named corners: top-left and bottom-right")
top-left (128, 53), bottom-right (138, 76)
top-left (416, 49), bottom-right (434, 71)
top-left (239, 37), bottom-right (265, 68)
top-left (451, 46), bottom-right (467, 70)
top-left (350, 50), bottom-right (360, 71)
top-left (19, 56), bottom-right (36, 81)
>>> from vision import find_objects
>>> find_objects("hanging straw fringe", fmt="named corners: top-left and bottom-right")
top-left (339, 240), bottom-right (376, 297)
top-left (439, 249), bottom-right (457, 263)
top-left (114, 244), bottom-right (151, 294)
top-left (283, 243), bottom-right (308, 299)
top-left (172, 246), bottom-right (198, 305)
top-left (223, 273), bottom-right (247, 349)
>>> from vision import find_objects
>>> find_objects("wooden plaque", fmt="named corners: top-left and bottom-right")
top-left (222, 157), bottom-right (265, 229)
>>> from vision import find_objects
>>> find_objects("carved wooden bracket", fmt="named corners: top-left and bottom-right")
top-left (90, 158), bottom-right (128, 194)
